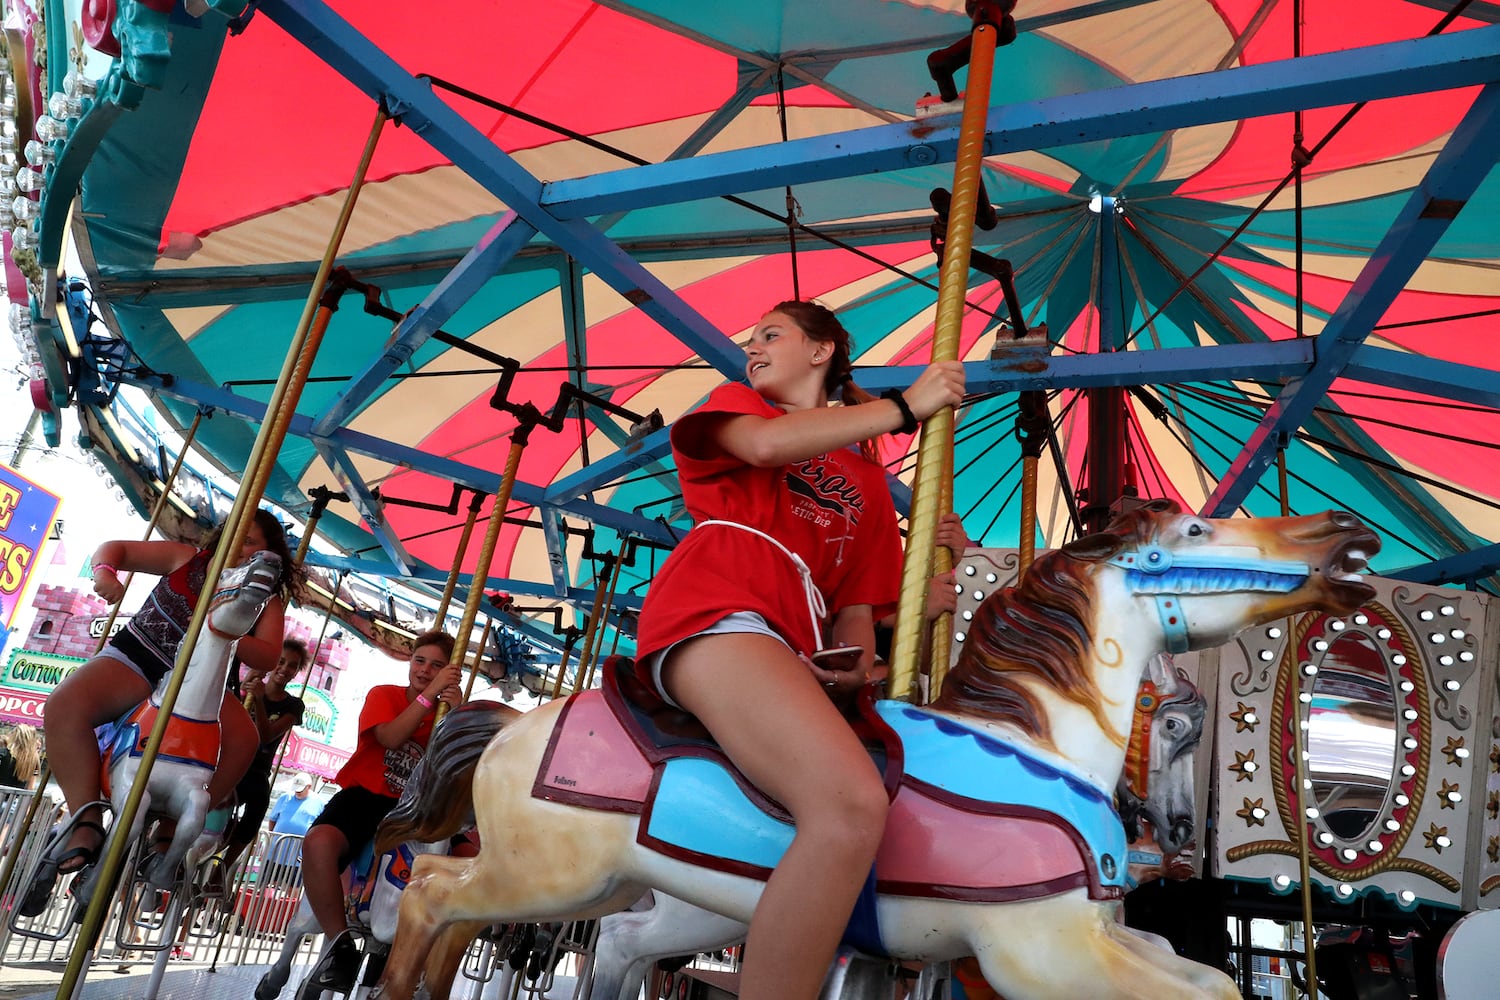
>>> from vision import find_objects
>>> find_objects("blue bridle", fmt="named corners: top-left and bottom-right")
top-left (1106, 544), bottom-right (1310, 653)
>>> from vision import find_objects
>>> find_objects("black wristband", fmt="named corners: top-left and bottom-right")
top-left (881, 388), bottom-right (919, 435)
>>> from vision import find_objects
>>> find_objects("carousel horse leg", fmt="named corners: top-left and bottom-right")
top-left (963, 896), bottom-right (1239, 1000)
top-left (418, 919), bottom-right (490, 1000)
top-left (591, 893), bottom-right (747, 1000)
top-left (376, 706), bottom-right (646, 1000)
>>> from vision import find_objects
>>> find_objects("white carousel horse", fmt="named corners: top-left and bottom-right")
top-left (93, 550), bottom-right (283, 895)
top-left (588, 660), bottom-right (1210, 1000)
top-left (376, 501), bottom-right (1379, 1000)
top-left (257, 700), bottom-right (516, 1000)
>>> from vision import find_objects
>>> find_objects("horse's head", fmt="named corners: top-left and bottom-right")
top-left (1066, 500), bottom-right (1379, 654)
top-left (206, 550), bottom-right (282, 638)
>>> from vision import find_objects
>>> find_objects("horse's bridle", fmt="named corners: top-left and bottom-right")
top-left (1107, 544), bottom-right (1310, 653)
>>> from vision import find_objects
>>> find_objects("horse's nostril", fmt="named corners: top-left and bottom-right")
top-left (1330, 511), bottom-right (1358, 528)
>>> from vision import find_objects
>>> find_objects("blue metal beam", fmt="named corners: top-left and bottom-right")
top-left (542, 339), bottom-right (1318, 503)
top-left (543, 26), bottom-right (1500, 219)
top-left (127, 371), bottom-right (678, 545)
top-left (1386, 543), bottom-right (1500, 586)
top-left (259, 0), bottom-right (745, 378)
top-left (312, 439), bottom-right (414, 573)
top-left (312, 211), bottom-right (538, 436)
top-left (300, 549), bottom-right (644, 611)
top-left (1345, 346), bottom-right (1500, 409)
top-left (1203, 82), bottom-right (1500, 517)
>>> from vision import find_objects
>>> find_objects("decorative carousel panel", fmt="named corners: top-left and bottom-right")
top-left (947, 548), bottom-right (1212, 887)
top-left (1212, 576), bottom-right (1496, 911)
top-left (1480, 625), bottom-right (1500, 909)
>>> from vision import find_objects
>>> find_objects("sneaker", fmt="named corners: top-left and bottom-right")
top-left (307, 933), bottom-right (361, 994)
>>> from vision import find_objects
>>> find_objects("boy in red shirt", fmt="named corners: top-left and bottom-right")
top-left (299, 631), bottom-right (462, 992)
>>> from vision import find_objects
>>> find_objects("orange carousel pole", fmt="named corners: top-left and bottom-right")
top-left (888, 16), bottom-right (999, 703)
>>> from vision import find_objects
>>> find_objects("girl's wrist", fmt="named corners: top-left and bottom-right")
top-left (91, 563), bottom-right (118, 578)
top-left (879, 389), bottom-right (918, 435)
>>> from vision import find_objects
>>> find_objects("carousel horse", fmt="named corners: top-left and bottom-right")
top-left (1117, 654), bottom-right (1207, 862)
top-left (256, 700), bottom-right (515, 1000)
top-left (589, 662), bottom-right (1209, 1000)
top-left (20, 551), bottom-right (280, 919)
top-left (376, 501), bottom-right (1379, 1000)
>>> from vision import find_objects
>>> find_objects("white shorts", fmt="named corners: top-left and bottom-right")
top-left (645, 612), bottom-right (789, 709)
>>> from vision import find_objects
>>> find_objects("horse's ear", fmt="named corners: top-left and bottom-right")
top-left (1142, 498), bottom-right (1180, 515)
top-left (1060, 530), bottom-right (1125, 563)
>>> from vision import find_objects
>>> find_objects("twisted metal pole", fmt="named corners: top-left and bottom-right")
top-left (888, 21), bottom-right (997, 702)
top-left (1279, 450), bottom-right (1319, 997)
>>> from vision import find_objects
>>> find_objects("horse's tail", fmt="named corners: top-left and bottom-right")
top-left (374, 701), bottom-right (514, 856)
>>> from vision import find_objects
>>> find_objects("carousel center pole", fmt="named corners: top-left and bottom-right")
top-left (57, 106), bottom-right (388, 1000)
top-left (888, 6), bottom-right (1004, 702)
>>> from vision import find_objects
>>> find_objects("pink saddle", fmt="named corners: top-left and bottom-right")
top-left (532, 658), bottom-right (1118, 903)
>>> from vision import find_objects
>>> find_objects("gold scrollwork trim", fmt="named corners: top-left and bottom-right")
top-left (1481, 876), bottom-right (1500, 897)
top-left (1226, 841), bottom-right (1460, 891)
top-left (1268, 604), bottom-right (1433, 883)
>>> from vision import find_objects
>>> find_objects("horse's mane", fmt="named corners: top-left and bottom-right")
top-left (930, 500), bottom-right (1176, 749)
top-left (374, 701), bottom-right (513, 856)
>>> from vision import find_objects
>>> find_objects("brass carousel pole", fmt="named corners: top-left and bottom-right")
top-left (58, 106), bottom-right (388, 1000)
top-left (888, 12), bottom-right (999, 702)
top-left (435, 490), bottom-right (483, 624)
top-left (438, 434), bottom-right (527, 723)
top-left (1280, 449), bottom-right (1319, 997)
top-left (556, 555), bottom-right (614, 700)
top-left (0, 410), bottom-right (202, 916)
top-left (582, 552), bottom-right (626, 692)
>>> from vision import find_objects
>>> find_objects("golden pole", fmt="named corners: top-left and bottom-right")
top-left (582, 553), bottom-right (626, 692)
top-left (460, 617), bottom-right (494, 704)
top-left (1279, 450), bottom-right (1319, 997)
top-left (438, 433), bottom-right (526, 723)
top-left (557, 558), bottom-right (611, 700)
top-left (925, 449), bottom-right (957, 700)
top-left (887, 22), bottom-right (997, 702)
top-left (435, 491), bottom-right (483, 623)
top-left (57, 108), bottom-right (387, 1000)
top-left (0, 410), bottom-right (202, 917)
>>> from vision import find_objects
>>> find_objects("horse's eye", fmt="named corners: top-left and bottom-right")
top-left (1186, 522), bottom-right (1205, 537)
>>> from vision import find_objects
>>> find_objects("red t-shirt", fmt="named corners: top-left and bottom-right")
top-left (333, 685), bottom-right (434, 798)
top-left (636, 383), bottom-right (902, 659)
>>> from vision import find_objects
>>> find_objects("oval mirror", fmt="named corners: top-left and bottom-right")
top-left (1306, 630), bottom-right (1397, 841)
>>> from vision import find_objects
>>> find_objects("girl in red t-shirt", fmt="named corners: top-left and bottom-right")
top-left (636, 300), bottom-right (964, 1000)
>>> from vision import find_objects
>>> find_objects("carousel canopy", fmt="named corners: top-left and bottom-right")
top-left (10, 0), bottom-right (1500, 654)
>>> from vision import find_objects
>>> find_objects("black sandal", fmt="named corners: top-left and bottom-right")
top-left (18, 819), bottom-right (107, 918)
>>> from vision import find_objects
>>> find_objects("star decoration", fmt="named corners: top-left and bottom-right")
top-left (1438, 779), bottom-right (1461, 809)
top-left (1229, 702), bottom-right (1259, 734)
top-left (1229, 749), bottom-right (1257, 782)
top-left (1423, 823), bottom-right (1449, 853)
top-left (1488, 790), bottom-right (1498, 821)
top-left (1489, 836), bottom-right (1499, 865)
top-left (1442, 736), bottom-right (1466, 767)
top-left (1237, 797), bottom-right (1267, 828)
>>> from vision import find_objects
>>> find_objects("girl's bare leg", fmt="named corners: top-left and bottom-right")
top-left (210, 694), bottom-right (258, 807)
top-left (662, 633), bottom-right (889, 1000)
top-left (42, 657), bottom-right (152, 863)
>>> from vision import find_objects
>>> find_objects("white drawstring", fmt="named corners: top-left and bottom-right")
top-left (696, 520), bottom-right (827, 651)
